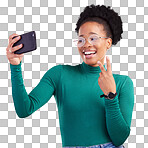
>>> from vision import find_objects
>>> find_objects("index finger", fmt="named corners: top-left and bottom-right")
top-left (9, 33), bottom-right (19, 44)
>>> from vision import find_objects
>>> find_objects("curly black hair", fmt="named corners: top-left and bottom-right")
top-left (75, 4), bottom-right (123, 45)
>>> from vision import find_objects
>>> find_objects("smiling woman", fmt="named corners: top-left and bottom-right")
top-left (8, 4), bottom-right (134, 148)
top-left (74, 4), bottom-right (123, 67)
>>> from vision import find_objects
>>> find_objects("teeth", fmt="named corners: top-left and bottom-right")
top-left (84, 51), bottom-right (96, 54)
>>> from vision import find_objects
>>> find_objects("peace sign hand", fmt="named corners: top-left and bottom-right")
top-left (97, 56), bottom-right (116, 96)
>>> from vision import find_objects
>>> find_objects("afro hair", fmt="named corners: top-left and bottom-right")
top-left (75, 4), bottom-right (123, 45)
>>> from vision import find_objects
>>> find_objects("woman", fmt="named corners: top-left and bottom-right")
top-left (6, 4), bottom-right (134, 148)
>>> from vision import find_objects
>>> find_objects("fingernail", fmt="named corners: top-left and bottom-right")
top-left (17, 36), bottom-right (20, 39)
top-left (19, 44), bottom-right (22, 47)
top-left (97, 61), bottom-right (100, 64)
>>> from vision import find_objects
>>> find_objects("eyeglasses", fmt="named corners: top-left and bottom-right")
top-left (73, 34), bottom-right (110, 47)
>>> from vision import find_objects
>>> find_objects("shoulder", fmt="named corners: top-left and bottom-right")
top-left (45, 63), bottom-right (80, 77)
top-left (46, 64), bottom-right (63, 73)
top-left (60, 63), bottom-right (80, 73)
top-left (41, 64), bottom-right (63, 80)
top-left (113, 74), bottom-right (134, 91)
top-left (113, 73), bottom-right (133, 83)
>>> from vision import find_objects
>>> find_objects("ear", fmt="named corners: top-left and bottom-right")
top-left (106, 38), bottom-right (112, 49)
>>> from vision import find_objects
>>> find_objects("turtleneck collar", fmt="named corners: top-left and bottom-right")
top-left (80, 61), bottom-right (107, 74)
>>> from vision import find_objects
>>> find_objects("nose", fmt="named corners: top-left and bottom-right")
top-left (83, 39), bottom-right (92, 48)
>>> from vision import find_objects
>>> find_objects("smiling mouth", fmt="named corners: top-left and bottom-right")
top-left (83, 51), bottom-right (97, 56)
top-left (82, 51), bottom-right (97, 59)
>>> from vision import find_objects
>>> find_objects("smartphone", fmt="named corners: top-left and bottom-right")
top-left (12, 31), bottom-right (37, 54)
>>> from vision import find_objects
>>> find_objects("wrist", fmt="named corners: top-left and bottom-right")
top-left (106, 92), bottom-right (117, 100)
top-left (100, 91), bottom-right (117, 100)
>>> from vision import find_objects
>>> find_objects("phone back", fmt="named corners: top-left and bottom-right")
top-left (12, 31), bottom-right (37, 54)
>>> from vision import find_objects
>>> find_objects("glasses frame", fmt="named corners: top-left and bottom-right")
top-left (73, 34), bottom-right (110, 47)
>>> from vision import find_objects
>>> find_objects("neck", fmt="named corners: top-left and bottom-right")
top-left (84, 57), bottom-right (105, 67)
top-left (80, 61), bottom-right (106, 74)
top-left (88, 61), bottom-right (104, 67)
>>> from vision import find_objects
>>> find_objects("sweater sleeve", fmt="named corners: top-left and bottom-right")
top-left (104, 76), bottom-right (134, 146)
top-left (10, 61), bottom-right (62, 118)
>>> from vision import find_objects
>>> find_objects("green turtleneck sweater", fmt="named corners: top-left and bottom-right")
top-left (10, 61), bottom-right (134, 147)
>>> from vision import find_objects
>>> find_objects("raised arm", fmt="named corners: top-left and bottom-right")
top-left (104, 76), bottom-right (134, 146)
top-left (10, 61), bottom-right (62, 118)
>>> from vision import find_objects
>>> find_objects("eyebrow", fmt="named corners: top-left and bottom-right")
top-left (79, 32), bottom-right (98, 37)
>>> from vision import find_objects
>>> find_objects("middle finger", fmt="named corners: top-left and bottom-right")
top-left (11, 44), bottom-right (23, 53)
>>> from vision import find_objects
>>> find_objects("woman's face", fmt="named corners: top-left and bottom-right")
top-left (78, 21), bottom-right (112, 67)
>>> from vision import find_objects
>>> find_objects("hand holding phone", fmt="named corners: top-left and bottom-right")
top-left (12, 31), bottom-right (37, 54)
top-left (6, 31), bottom-right (37, 65)
top-left (6, 34), bottom-right (24, 65)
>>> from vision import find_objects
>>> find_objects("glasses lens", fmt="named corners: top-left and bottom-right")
top-left (75, 37), bottom-right (85, 47)
top-left (88, 35), bottom-right (99, 45)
